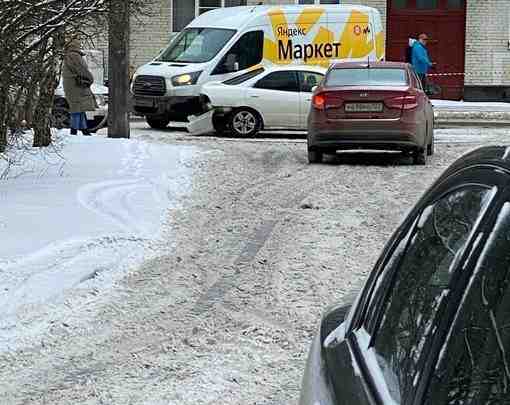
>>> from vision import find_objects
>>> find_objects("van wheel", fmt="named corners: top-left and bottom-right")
top-left (146, 116), bottom-right (170, 129)
top-left (308, 149), bottom-right (323, 164)
top-left (427, 130), bottom-right (435, 156)
top-left (413, 148), bottom-right (427, 165)
top-left (229, 108), bottom-right (260, 137)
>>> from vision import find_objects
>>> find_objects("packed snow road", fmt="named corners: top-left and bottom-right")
top-left (1, 125), bottom-right (509, 404)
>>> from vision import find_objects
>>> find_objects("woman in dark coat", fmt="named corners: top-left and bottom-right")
top-left (62, 39), bottom-right (97, 135)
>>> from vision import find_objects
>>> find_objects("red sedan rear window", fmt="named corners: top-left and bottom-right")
top-left (326, 68), bottom-right (408, 87)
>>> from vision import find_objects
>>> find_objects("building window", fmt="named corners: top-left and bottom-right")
top-left (173, 0), bottom-right (195, 32)
top-left (199, 0), bottom-right (221, 15)
top-left (224, 0), bottom-right (246, 5)
top-left (391, 0), bottom-right (407, 9)
top-left (297, 0), bottom-right (340, 4)
top-left (416, 0), bottom-right (438, 9)
top-left (447, 0), bottom-right (464, 9)
top-left (173, 0), bottom-right (247, 32)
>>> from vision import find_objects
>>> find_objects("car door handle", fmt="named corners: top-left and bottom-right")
top-left (250, 95), bottom-right (260, 98)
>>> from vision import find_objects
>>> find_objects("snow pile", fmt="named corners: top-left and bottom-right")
top-left (0, 130), bottom-right (197, 351)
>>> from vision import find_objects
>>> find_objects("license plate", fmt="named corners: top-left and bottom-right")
top-left (345, 103), bottom-right (383, 112)
top-left (135, 97), bottom-right (154, 107)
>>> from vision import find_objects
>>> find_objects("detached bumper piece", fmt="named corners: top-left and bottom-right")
top-left (187, 110), bottom-right (215, 136)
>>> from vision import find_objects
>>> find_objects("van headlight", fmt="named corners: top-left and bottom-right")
top-left (171, 71), bottom-right (202, 87)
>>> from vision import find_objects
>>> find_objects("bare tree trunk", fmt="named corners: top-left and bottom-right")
top-left (23, 78), bottom-right (39, 126)
top-left (33, 45), bottom-right (58, 147)
top-left (108, 0), bottom-right (130, 139)
top-left (0, 73), bottom-right (11, 152)
top-left (0, 105), bottom-right (7, 153)
top-left (32, 78), bottom-right (53, 147)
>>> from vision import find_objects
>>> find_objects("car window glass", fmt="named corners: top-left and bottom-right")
top-left (370, 186), bottom-right (494, 403)
top-left (362, 217), bottom-right (420, 334)
top-left (299, 71), bottom-right (324, 92)
top-left (326, 68), bottom-right (408, 87)
top-left (222, 68), bottom-right (265, 85)
top-left (212, 30), bottom-right (264, 75)
top-left (425, 202), bottom-right (510, 405)
top-left (254, 71), bottom-right (299, 92)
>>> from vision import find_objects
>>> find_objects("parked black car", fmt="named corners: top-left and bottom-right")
top-left (300, 146), bottom-right (510, 405)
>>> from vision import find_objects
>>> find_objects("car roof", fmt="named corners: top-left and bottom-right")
top-left (331, 61), bottom-right (409, 69)
top-left (188, 5), bottom-right (378, 30)
top-left (265, 65), bottom-right (327, 74)
top-left (436, 145), bottom-right (510, 185)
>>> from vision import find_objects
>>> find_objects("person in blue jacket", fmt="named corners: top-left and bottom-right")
top-left (411, 33), bottom-right (433, 90)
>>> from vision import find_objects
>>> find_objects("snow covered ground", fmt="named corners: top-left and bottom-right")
top-left (2, 125), bottom-right (510, 404)
top-left (0, 130), bottom-right (197, 351)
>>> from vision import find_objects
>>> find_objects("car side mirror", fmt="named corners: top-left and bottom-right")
top-left (311, 85), bottom-right (318, 93)
top-left (320, 302), bottom-right (353, 344)
top-left (234, 62), bottom-right (239, 72)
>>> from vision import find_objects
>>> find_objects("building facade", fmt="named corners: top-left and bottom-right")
top-left (121, 0), bottom-right (510, 100)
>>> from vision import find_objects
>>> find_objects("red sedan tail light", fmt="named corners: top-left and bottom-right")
top-left (312, 93), bottom-right (326, 110)
top-left (385, 95), bottom-right (418, 110)
top-left (312, 92), bottom-right (344, 110)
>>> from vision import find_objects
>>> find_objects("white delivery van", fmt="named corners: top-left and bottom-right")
top-left (131, 4), bottom-right (384, 129)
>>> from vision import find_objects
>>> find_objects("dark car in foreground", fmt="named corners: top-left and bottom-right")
top-left (307, 62), bottom-right (434, 165)
top-left (300, 146), bottom-right (510, 404)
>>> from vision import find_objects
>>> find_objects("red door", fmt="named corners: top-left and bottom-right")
top-left (387, 0), bottom-right (466, 100)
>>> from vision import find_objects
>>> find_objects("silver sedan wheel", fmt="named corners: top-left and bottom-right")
top-left (232, 110), bottom-right (257, 136)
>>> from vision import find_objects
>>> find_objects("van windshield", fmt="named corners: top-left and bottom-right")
top-left (157, 28), bottom-right (236, 63)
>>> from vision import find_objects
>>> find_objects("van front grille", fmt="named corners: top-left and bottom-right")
top-left (133, 75), bottom-right (166, 96)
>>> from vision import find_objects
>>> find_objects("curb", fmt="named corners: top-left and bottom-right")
top-left (434, 110), bottom-right (510, 127)
top-left (435, 121), bottom-right (510, 128)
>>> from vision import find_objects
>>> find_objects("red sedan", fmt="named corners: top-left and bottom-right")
top-left (307, 62), bottom-right (434, 165)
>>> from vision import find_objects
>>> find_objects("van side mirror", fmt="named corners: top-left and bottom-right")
top-left (234, 62), bottom-right (239, 72)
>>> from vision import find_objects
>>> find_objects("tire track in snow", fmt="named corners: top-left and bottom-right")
top-left (1, 140), bottom-right (157, 324)
top-left (77, 140), bottom-right (153, 235)
top-left (0, 235), bottom-right (150, 318)
top-left (77, 179), bottom-right (148, 234)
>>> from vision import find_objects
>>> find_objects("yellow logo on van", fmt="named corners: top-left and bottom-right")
top-left (263, 8), bottom-right (381, 66)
